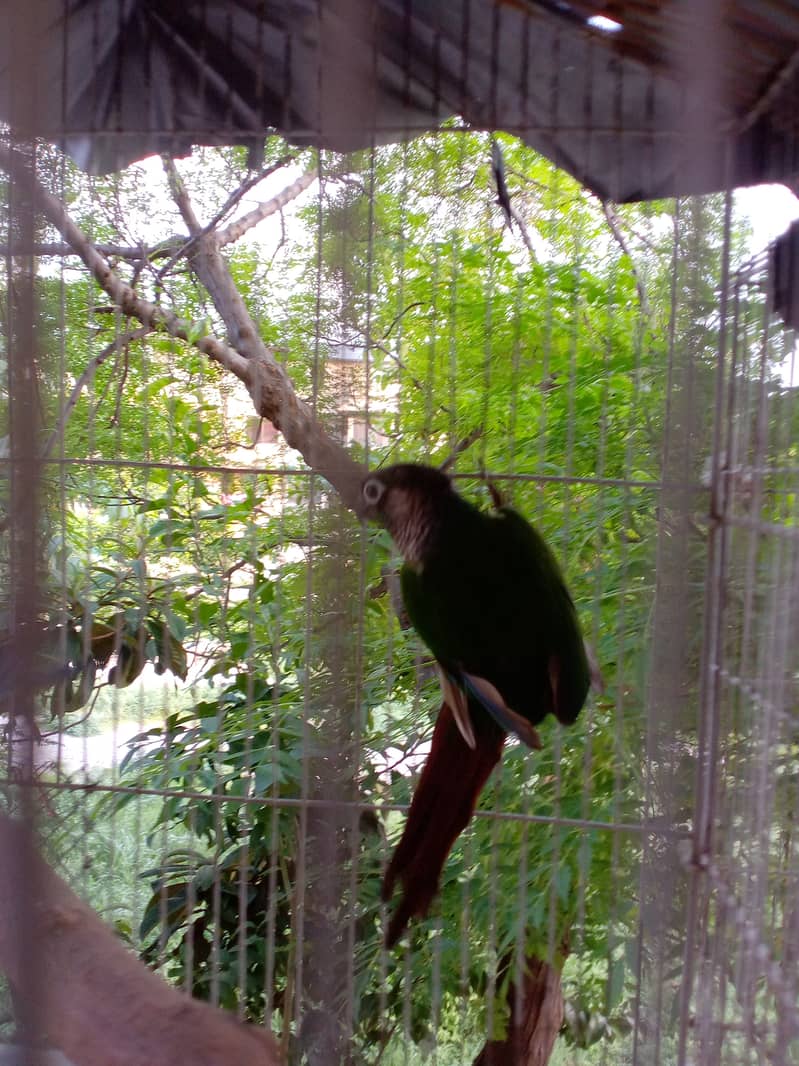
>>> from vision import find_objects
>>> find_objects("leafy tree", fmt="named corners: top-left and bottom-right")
top-left (0, 131), bottom-right (775, 1064)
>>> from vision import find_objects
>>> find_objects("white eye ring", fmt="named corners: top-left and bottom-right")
top-left (362, 477), bottom-right (385, 505)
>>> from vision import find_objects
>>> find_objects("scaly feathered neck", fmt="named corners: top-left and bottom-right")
top-left (387, 486), bottom-right (474, 570)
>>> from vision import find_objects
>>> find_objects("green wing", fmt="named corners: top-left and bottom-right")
top-left (400, 503), bottom-right (590, 728)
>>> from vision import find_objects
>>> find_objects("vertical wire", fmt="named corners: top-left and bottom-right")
top-left (236, 465), bottom-right (259, 1019)
top-left (506, 168), bottom-right (529, 1049)
top-left (763, 327), bottom-right (798, 1060)
top-left (711, 258), bottom-right (745, 1057)
top-left (80, 171), bottom-right (102, 904)
top-left (293, 143), bottom-right (326, 1045)
top-left (733, 282), bottom-right (773, 1058)
top-left (428, 126), bottom-right (447, 1057)
top-left (744, 314), bottom-right (781, 1052)
top-left (478, 136), bottom-right (500, 1049)
top-left (676, 176), bottom-right (735, 1066)
top-left (746, 342), bottom-right (782, 1058)
top-left (106, 165), bottom-right (128, 931)
top-left (727, 262), bottom-right (759, 969)
top-left (732, 277), bottom-right (771, 1048)
top-left (264, 471), bottom-right (288, 1032)
top-left (344, 132), bottom-right (378, 1054)
top-left (422, 143), bottom-right (441, 456)
top-left (602, 49), bottom-right (635, 1059)
top-left (3, 72), bottom-right (45, 1049)
top-left (132, 168), bottom-right (157, 968)
top-left (50, 135), bottom-right (67, 793)
top-left (585, 226), bottom-right (611, 991)
top-left (441, 113), bottom-right (474, 1066)
top-left (633, 193), bottom-right (683, 1066)
top-left (774, 335), bottom-right (799, 1060)
top-left (394, 8), bottom-right (427, 1034)
top-left (607, 167), bottom-right (656, 1066)
top-left (545, 179), bottom-right (585, 984)
top-left (629, 59), bottom-right (664, 1065)
top-left (721, 260), bottom-right (748, 1008)
top-left (760, 323), bottom-right (799, 1051)
top-left (538, 37), bottom-right (562, 998)
top-left (376, 137), bottom-right (412, 1051)
top-left (157, 326), bottom-right (175, 985)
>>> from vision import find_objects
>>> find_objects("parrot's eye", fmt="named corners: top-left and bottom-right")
top-left (362, 477), bottom-right (385, 506)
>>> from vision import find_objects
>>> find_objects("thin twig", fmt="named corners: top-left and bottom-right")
top-left (370, 339), bottom-right (429, 399)
top-left (382, 301), bottom-right (426, 340)
top-left (601, 199), bottom-right (651, 316)
top-left (440, 426), bottom-right (484, 472)
top-left (268, 210), bottom-right (289, 267)
top-left (509, 206), bottom-right (537, 260)
top-left (110, 344), bottom-right (131, 426)
top-left (217, 167), bottom-right (318, 247)
top-left (155, 154), bottom-right (296, 280)
top-left (91, 341), bottom-right (126, 422)
top-left (42, 327), bottom-right (151, 459)
top-left (0, 144), bottom-right (365, 509)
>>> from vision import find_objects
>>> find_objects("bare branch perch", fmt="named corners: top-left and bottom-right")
top-left (0, 240), bottom-right (173, 261)
top-left (0, 813), bottom-right (280, 1066)
top-left (218, 168), bottom-right (318, 247)
top-left (0, 145), bottom-right (366, 512)
top-left (163, 156), bottom-right (366, 508)
top-left (155, 154), bottom-right (299, 277)
top-left (0, 169), bottom-right (317, 261)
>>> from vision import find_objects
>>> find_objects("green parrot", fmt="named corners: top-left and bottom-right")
top-left (361, 463), bottom-right (592, 946)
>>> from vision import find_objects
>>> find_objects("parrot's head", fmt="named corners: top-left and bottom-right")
top-left (361, 463), bottom-right (454, 565)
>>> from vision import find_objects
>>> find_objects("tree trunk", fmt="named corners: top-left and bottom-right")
top-left (473, 953), bottom-right (565, 1066)
top-left (0, 814), bottom-right (280, 1066)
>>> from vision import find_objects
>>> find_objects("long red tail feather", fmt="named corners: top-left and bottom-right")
top-left (382, 702), bottom-right (505, 947)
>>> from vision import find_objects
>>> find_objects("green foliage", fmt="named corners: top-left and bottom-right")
top-left (7, 131), bottom-right (782, 1062)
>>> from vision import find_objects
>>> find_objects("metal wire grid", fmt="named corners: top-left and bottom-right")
top-left (673, 253), bottom-right (799, 1066)
top-left (0, 142), bottom-right (709, 1065)
top-left (7, 0), bottom-right (787, 199)
top-left (0, 5), bottom-right (797, 1066)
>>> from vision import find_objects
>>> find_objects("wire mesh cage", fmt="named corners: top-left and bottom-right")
top-left (0, 4), bottom-right (798, 1066)
top-left (672, 247), bottom-right (799, 1065)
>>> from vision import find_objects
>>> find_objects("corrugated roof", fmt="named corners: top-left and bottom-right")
top-left (1, 1), bottom-right (798, 201)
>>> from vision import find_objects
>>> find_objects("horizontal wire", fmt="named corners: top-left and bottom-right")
top-left (0, 454), bottom-right (694, 492)
top-left (722, 514), bottom-right (799, 539)
top-left (31, 123), bottom-right (725, 141)
top-left (10, 776), bottom-right (689, 837)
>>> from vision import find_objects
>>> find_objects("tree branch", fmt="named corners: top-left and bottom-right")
top-left (0, 240), bottom-right (175, 261)
top-left (440, 426), bottom-right (484, 472)
top-left (154, 154), bottom-right (298, 278)
top-left (42, 327), bottom-right (151, 459)
top-left (473, 951), bottom-right (565, 1066)
top-left (601, 200), bottom-right (651, 316)
top-left (0, 145), bottom-right (366, 512)
top-left (509, 206), bottom-right (537, 261)
top-left (0, 813), bottom-right (280, 1066)
top-left (162, 155), bottom-right (366, 509)
top-left (217, 168), bottom-right (318, 247)
top-left (0, 167), bottom-right (317, 263)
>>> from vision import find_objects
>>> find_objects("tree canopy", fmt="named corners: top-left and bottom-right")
top-left (0, 129), bottom-right (781, 1066)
